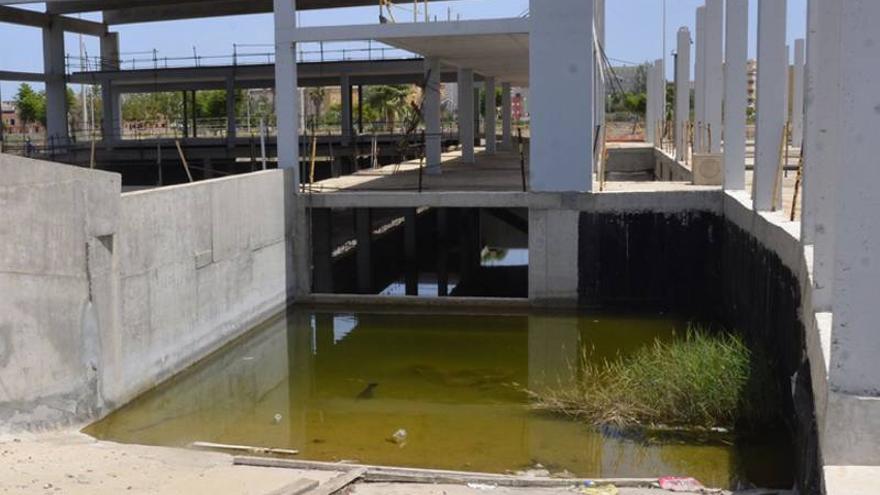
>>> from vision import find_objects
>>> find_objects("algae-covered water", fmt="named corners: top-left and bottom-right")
top-left (85, 309), bottom-right (792, 489)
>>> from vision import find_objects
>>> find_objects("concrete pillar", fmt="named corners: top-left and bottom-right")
top-left (424, 57), bottom-right (442, 175)
top-left (501, 82), bottom-right (512, 150)
top-left (791, 39), bottom-right (805, 149)
top-left (203, 157), bottom-right (214, 179)
top-left (473, 87), bottom-right (481, 147)
top-left (404, 208), bottom-right (418, 296)
top-left (594, 0), bottom-right (606, 132)
top-left (225, 76), bottom-right (236, 147)
top-left (694, 7), bottom-right (705, 153)
top-left (311, 208), bottom-right (333, 293)
top-left (484, 76), bottom-right (497, 154)
top-left (529, 0), bottom-right (594, 192)
top-left (340, 74), bottom-right (352, 145)
top-left (43, 18), bottom-right (68, 144)
top-left (783, 45), bottom-right (791, 128)
top-left (675, 27), bottom-right (691, 161)
top-left (646, 63), bottom-right (657, 145)
top-left (753, 0), bottom-right (787, 211)
top-left (436, 209), bottom-right (449, 297)
top-left (704, 0), bottom-right (723, 153)
top-left (274, 0), bottom-right (300, 174)
top-left (829, 0), bottom-right (880, 399)
top-left (528, 209), bottom-right (579, 305)
top-left (457, 68), bottom-right (475, 163)
top-left (355, 208), bottom-right (372, 294)
top-left (724, 0), bottom-right (749, 191)
top-left (100, 32), bottom-right (121, 142)
top-left (654, 59), bottom-right (664, 145)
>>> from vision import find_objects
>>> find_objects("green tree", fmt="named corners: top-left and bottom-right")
top-left (14, 83), bottom-right (45, 125)
top-left (364, 85), bottom-right (411, 129)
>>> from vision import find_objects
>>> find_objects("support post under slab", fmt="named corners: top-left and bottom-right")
top-left (704, 0), bottom-right (723, 153)
top-left (424, 57), bottom-right (442, 175)
top-left (274, 0), bottom-right (300, 175)
top-left (473, 87), bottom-right (481, 147)
top-left (355, 208), bottom-right (372, 294)
top-left (646, 63), bottom-right (657, 144)
top-left (311, 208), bottom-right (334, 294)
top-left (340, 74), bottom-right (352, 146)
top-left (484, 76), bottom-right (497, 154)
top-left (404, 208), bottom-right (418, 296)
top-left (43, 18), bottom-right (68, 144)
top-left (226, 76), bottom-right (237, 148)
top-left (501, 82), bottom-right (512, 151)
top-left (436, 209), bottom-right (449, 297)
top-left (529, 0), bottom-right (594, 192)
top-left (694, 7), bottom-right (705, 153)
top-left (724, 0), bottom-right (748, 191)
top-left (753, 0), bottom-right (787, 211)
top-left (528, 209), bottom-right (579, 305)
top-left (675, 27), bottom-right (691, 161)
top-left (457, 68), bottom-right (475, 163)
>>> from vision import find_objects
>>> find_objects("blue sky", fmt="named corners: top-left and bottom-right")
top-left (0, 0), bottom-right (807, 98)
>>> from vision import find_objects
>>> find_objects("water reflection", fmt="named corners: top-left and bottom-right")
top-left (85, 309), bottom-right (792, 489)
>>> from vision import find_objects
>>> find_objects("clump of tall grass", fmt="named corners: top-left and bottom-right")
top-left (528, 327), bottom-right (780, 430)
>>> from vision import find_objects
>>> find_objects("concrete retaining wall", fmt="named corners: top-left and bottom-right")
top-left (0, 155), bottom-right (297, 430)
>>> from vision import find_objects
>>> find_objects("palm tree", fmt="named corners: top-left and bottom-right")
top-left (364, 85), bottom-right (411, 131)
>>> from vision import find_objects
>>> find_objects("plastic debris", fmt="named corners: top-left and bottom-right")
top-left (579, 485), bottom-right (618, 495)
top-left (466, 483), bottom-right (497, 491)
top-left (658, 476), bottom-right (705, 492)
top-left (389, 428), bottom-right (408, 446)
top-left (272, 413), bottom-right (283, 424)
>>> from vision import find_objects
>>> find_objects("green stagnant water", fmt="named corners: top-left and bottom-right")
top-left (85, 309), bottom-right (792, 489)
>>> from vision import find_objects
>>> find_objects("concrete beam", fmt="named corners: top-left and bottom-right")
top-left (753, 0), bottom-right (787, 211)
top-left (723, 0), bottom-right (749, 191)
top-left (0, 6), bottom-right (106, 36)
top-left (529, 0), bottom-right (594, 192)
top-left (704, 0), bottom-right (723, 153)
top-left (675, 27), bottom-right (691, 161)
top-left (457, 68), bottom-right (475, 163)
top-left (284, 18), bottom-right (529, 44)
top-left (0, 70), bottom-right (46, 82)
top-left (424, 57), bottom-right (442, 175)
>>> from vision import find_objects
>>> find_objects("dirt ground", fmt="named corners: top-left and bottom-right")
top-left (0, 431), bottom-right (787, 495)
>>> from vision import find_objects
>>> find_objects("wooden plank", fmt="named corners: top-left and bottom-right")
top-left (306, 468), bottom-right (366, 495)
top-left (190, 441), bottom-right (299, 457)
top-left (264, 478), bottom-right (318, 495)
top-left (233, 456), bottom-right (656, 489)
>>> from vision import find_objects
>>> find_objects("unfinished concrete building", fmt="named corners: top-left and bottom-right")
top-left (1, 1), bottom-right (879, 493)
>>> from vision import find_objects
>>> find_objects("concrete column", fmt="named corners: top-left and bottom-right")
top-left (783, 45), bottom-right (791, 127)
top-left (436, 209), bottom-right (449, 297)
top-left (675, 27), bottom-right (691, 161)
top-left (724, 0), bottom-right (749, 191)
top-left (225, 76), bottom-right (236, 147)
top-left (473, 87), bottom-right (481, 147)
top-left (424, 57), bottom-right (442, 174)
top-left (654, 59), bottom-right (664, 145)
top-left (529, 209), bottom-right (579, 305)
top-left (829, 0), bottom-right (880, 399)
top-left (704, 0), bottom-right (723, 153)
top-left (457, 68), bottom-right (475, 163)
top-left (791, 39), bottom-right (805, 149)
top-left (311, 208), bottom-right (333, 293)
top-left (274, 0), bottom-right (300, 174)
top-left (100, 32), bottom-right (121, 142)
top-left (340, 74), bottom-right (352, 145)
top-left (594, 0), bottom-right (606, 131)
top-left (646, 62), bottom-right (657, 145)
top-left (404, 209), bottom-right (418, 296)
top-left (694, 7), bottom-right (705, 153)
top-left (501, 82), bottom-right (512, 150)
top-left (529, 0), bottom-right (594, 192)
top-left (355, 208), bottom-right (372, 294)
top-left (43, 18), bottom-right (68, 144)
top-left (484, 76), bottom-right (497, 154)
top-left (753, 0), bottom-right (787, 211)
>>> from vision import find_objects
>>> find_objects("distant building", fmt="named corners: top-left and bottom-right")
top-left (512, 88), bottom-right (528, 122)
top-left (610, 66), bottom-right (645, 93)
top-left (1, 101), bottom-right (43, 135)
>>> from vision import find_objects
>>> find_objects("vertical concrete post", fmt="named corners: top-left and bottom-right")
top-left (704, 0), bottom-right (723, 153)
top-left (675, 27), bottom-right (691, 161)
top-left (791, 39), bottom-right (805, 149)
top-left (424, 57), bottom-right (442, 175)
top-left (100, 32), bottom-right (121, 142)
top-left (501, 82), bottom-right (512, 151)
top-left (829, 0), bottom-right (880, 398)
top-left (274, 0), bottom-right (300, 174)
top-left (654, 59), bottom-right (664, 145)
top-left (457, 68), bottom-right (475, 163)
top-left (404, 208), bottom-right (418, 296)
top-left (436, 209), bottom-right (449, 297)
top-left (594, 0), bottom-right (606, 133)
top-left (528, 209), bottom-right (579, 305)
top-left (355, 208), bottom-right (372, 294)
top-left (646, 63), bottom-right (657, 145)
top-left (753, 0), bottom-right (787, 211)
top-left (340, 74), bottom-right (352, 145)
top-left (694, 7), bottom-right (705, 153)
top-left (473, 87), bottom-right (481, 147)
top-left (311, 208), bottom-right (333, 294)
top-left (783, 45), bottom-right (791, 128)
top-left (43, 18), bottom-right (68, 144)
top-left (724, 0), bottom-right (749, 190)
top-left (225, 76), bottom-right (236, 147)
top-left (529, 0), bottom-right (594, 192)
top-left (484, 76), bottom-right (497, 154)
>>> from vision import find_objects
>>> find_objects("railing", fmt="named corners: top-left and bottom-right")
top-left (65, 41), bottom-right (419, 75)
